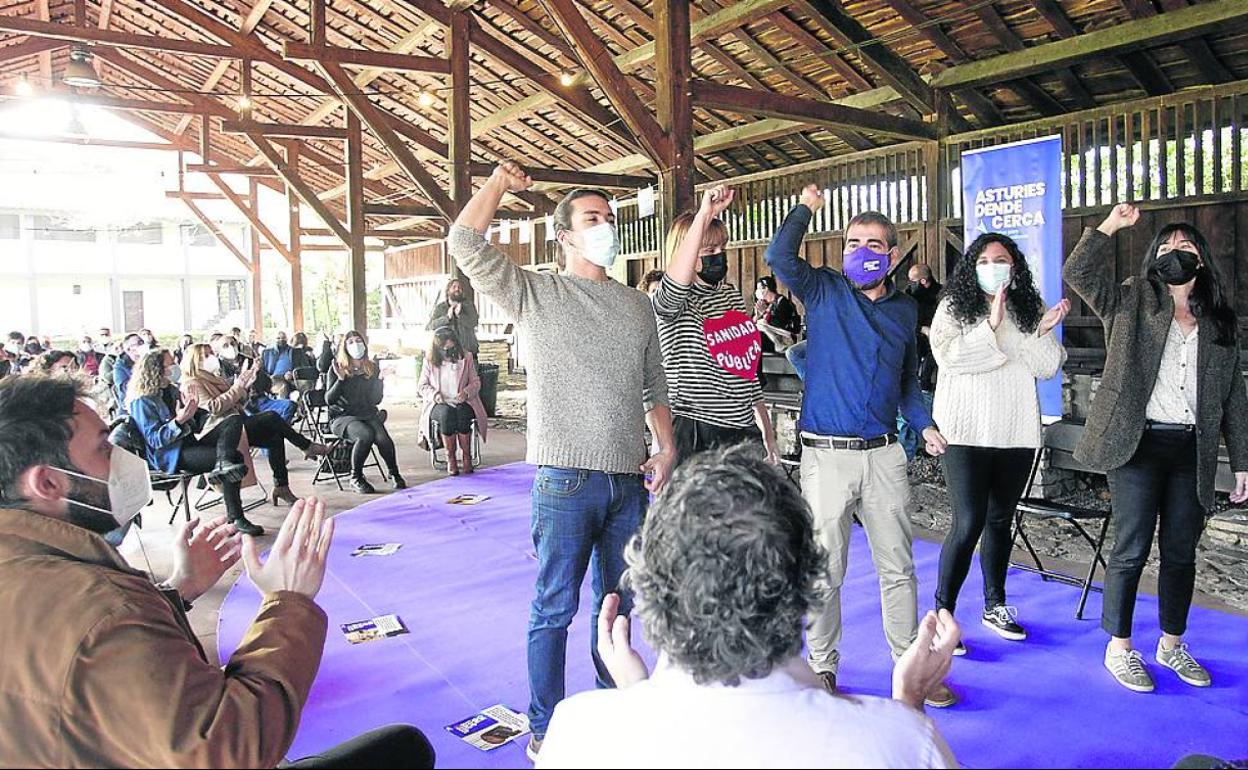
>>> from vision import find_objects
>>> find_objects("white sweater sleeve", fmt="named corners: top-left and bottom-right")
top-left (930, 300), bottom-right (1008, 375)
top-left (1017, 329), bottom-right (1067, 379)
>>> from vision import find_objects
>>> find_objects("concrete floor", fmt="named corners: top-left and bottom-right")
top-left (117, 401), bottom-right (530, 663)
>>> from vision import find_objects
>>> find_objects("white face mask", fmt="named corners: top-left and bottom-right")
top-left (3, 342), bottom-right (19, 355)
top-left (755, 288), bottom-right (767, 301)
top-left (347, 341), bottom-right (367, 360)
top-left (167, 365), bottom-right (182, 384)
top-left (56, 450), bottom-right (152, 528)
top-left (220, 347), bottom-right (238, 361)
top-left (79, 341), bottom-right (93, 353)
top-left (573, 223), bottom-right (620, 268)
top-left (976, 263), bottom-right (1012, 295)
top-left (130, 344), bottom-right (150, 360)
top-left (204, 356), bottom-right (221, 374)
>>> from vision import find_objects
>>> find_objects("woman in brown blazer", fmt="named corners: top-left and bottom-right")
top-left (181, 343), bottom-right (327, 508)
top-left (1065, 203), bottom-right (1248, 694)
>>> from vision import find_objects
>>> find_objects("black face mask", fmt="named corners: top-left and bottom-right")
top-left (277, 340), bottom-right (289, 350)
top-left (1151, 249), bottom-right (1200, 286)
top-left (443, 346), bottom-right (461, 361)
top-left (698, 252), bottom-right (728, 285)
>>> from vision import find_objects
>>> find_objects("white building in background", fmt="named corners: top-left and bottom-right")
top-left (0, 210), bottom-right (252, 338)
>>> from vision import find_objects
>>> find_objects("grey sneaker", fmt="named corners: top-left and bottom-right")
top-left (1156, 641), bottom-right (1212, 687)
top-left (1104, 646), bottom-right (1155, 693)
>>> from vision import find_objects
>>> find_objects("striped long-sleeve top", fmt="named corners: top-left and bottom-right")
top-left (653, 274), bottom-right (763, 429)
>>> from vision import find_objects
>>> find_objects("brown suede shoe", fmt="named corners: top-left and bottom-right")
top-left (924, 680), bottom-right (958, 708)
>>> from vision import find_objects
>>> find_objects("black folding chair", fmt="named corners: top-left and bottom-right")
top-left (1010, 428), bottom-right (1112, 620)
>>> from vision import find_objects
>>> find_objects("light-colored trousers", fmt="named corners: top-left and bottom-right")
top-left (801, 437), bottom-right (918, 675)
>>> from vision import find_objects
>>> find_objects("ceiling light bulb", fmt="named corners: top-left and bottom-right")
top-left (237, 95), bottom-right (252, 112)
top-left (559, 72), bottom-right (575, 87)
top-left (63, 45), bottom-right (101, 89)
top-left (418, 91), bottom-right (435, 107)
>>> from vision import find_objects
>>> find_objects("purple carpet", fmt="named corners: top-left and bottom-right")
top-left (218, 463), bottom-right (1248, 769)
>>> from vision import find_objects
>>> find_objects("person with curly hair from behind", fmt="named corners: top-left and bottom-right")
top-left (537, 445), bottom-right (960, 769)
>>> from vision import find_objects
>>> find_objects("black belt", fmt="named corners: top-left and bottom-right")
top-left (802, 433), bottom-right (898, 451)
top-left (1145, 420), bottom-right (1195, 433)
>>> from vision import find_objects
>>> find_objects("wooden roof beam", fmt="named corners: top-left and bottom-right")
top-left (1125, 0), bottom-right (1229, 85)
top-left (174, 195), bottom-right (251, 270)
top-left (691, 80), bottom-right (936, 141)
top-left (932, 0), bottom-right (1248, 90)
top-left (205, 172), bottom-right (296, 265)
top-left (172, 0), bottom-right (273, 136)
top-left (0, 36), bottom-right (65, 65)
top-left (0, 14), bottom-right (241, 58)
top-left (364, 203), bottom-right (540, 219)
top-left (185, 163), bottom-right (280, 177)
top-left (282, 41), bottom-right (451, 75)
top-left (535, 0), bottom-right (669, 166)
top-left (220, 119), bottom-right (349, 140)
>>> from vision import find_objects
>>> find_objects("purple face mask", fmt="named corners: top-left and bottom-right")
top-left (843, 245), bottom-right (890, 288)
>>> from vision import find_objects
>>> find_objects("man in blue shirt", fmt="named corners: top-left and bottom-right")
top-left (766, 184), bottom-right (954, 708)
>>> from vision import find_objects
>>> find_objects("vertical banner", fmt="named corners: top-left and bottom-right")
top-left (961, 135), bottom-right (1064, 419)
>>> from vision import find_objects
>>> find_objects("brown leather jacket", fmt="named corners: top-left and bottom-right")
top-left (0, 507), bottom-right (327, 768)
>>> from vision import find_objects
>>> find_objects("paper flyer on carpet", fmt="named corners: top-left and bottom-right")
top-left (341, 614), bottom-right (408, 644)
top-left (351, 543), bottom-right (402, 557)
top-left (447, 494), bottom-right (491, 505)
top-left (445, 704), bottom-right (530, 751)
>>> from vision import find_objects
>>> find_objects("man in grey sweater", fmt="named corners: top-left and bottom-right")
top-left (447, 162), bottom-right (676, 760)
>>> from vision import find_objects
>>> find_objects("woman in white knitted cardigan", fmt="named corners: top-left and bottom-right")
top-left (930, 233), bottom-right (1069, 652)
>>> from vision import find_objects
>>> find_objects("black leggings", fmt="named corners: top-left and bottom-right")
top-left (431, 402), bottom-right (475, 436)
top-left (332, 415), bottom-right (398, 477)
top-left (936, 445), bottom-right (1035, 613)
top-left (245, 411), bottom-right (312, 487)
top-left (283, 724), bottom-right (435, 769)
top-left (177, 415), bottom-right (245, 522)
top-left (1103, 428), bottom-right (1204, 638)
top-left (672, 415), bottom-right (761, 467)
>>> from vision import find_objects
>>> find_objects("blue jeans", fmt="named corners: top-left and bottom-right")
top-left (897, 390), bottom-right (935, 460)
top-left (786, 340), bottom-right (808, 381)
top-left (527, 467), bottom-right (647, 738)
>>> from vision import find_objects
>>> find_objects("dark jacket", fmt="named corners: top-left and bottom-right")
top-left (1064, 227), bottom-right (1248, 509)
top-left (907, 280), bottom-right (942, 391)
top-left (764, 294), bottom-right (802, 337)
top-left (427, 298), bottom-right (481, 355)
top-left (326, 364), bottom-right (384, 421)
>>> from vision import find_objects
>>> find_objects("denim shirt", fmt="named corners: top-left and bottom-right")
top-left (765, 205), bottom-right (934, 439)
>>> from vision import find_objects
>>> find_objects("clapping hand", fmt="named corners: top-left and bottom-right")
top-left (988, 284), bottom-right (1008, 330)
top-left (800, 183), bottom-right (825, 213)
top-left (241, 497), bottom-right (335, 599)
top-left (237, 360), bottom-right (258, 389)
top-left (893, 609), bottom-right (961, 711)
top-left (1098, 203), bottom-right (1139, 236)
top-left (1038, 299), bottom-right (1071, 336)
top-left (596, 593), bottom-right (649, 688)
top-left (175, 396), bottom-right (199, 426)
top-left (166, 516), bottom-right (241, 603)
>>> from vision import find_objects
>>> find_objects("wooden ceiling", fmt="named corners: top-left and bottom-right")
top-left (0, 0), bottom-right (1245, 239)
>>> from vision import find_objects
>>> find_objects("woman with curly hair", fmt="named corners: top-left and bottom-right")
top-left (930, 233), bottom-right (1068, 651)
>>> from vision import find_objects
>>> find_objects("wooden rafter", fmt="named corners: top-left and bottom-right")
top-left (282, 41), bottom-right (451, 74)
top-left (172, 0), bottom-right (273, 135)
top-left (175, 194), bottom-right (252, 270)
top-left (205, 172), bottom-right (296, 265)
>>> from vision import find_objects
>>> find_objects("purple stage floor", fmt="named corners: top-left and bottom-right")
top-left (219, 463), bottom-right (1248, 769)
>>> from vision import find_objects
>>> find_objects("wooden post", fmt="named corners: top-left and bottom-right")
top-left (345, 111), bottom-right (367, 334)
top-left (923, 89), bottom-right (952, 280)
top-left (309, 0), bottom-right (325, 46)
top-left (287, 142), bottom-right (304, 331)
top-left (448, 9), bottom-right (472, 285)
top-left (655, 0), bottom-right (695, 225)
top-left (249, 177), bottom-right (263, 332)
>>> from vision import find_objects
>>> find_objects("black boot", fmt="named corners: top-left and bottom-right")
top-left (351, 476), bottom-right (376, 494)
top-left (390, 470), bottom-right (407, 490)
top-left (231, 517), bottom-right (264, 536)
top-left (209, 459), bottom-right (247, 484)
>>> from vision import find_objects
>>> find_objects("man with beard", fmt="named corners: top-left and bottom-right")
top-left (427, 277), bottom-right (481, 358)
top-left (0, 375), bottom-right (434, 768)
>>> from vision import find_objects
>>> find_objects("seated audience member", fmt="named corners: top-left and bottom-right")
top-left (426, 278), bottom-right (481, 358)
top-left (637, 269), bottom-right (666, 299)
top-left (23, 337), bottom-right (44, 358)
top-left (1, 333), bottom-right (24, 378)
top-left (126, 350), bottom-right (262, 536)
top-left (754, 275), bottom-right (802, 353)
top-left (175, 333), bottom-right (195, 365)
top-left (539, 445), bottom-right (959, 769)
top-left (112, 333), bottom-right (149, 411)
top-left (247, 328), bottom-right (267, 359)
top-left (262, 331), bottom-right (316, 399)
top-left (418, 327), bottom-right (488, 476)
top-left (326, 331), bottom-right (405, 493)
top-left (0, 375), bottom-right (435, 769)
top-left (34, 350), bottom-right (79, 375)
top-left (181, 343), bottom-right (327, 507)
top-left (138, 329), bottom-right (158, 350)
top-left (77, 335), bottom-right (104, 378)
top-left (218, 335), bottom-right (297, 424)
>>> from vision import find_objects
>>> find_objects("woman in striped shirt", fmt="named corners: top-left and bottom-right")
top-left (653, 186), bottom-right (779, 467)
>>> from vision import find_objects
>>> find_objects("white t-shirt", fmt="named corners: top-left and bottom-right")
top-left (537, 656), bottom-right (956, 769)
top-left (436, 358), bottom-right (464, 403)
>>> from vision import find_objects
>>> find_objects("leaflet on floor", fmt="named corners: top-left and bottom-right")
top-left (447, 494), bottom-right (491, 505)
top-left (445, 705), bottom-right (530, 751)
top-left (351, 543), bottom-right (402, 557)
top-left (341, 614), bottom-right (408, 644)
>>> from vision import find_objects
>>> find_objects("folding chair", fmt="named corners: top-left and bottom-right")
top-left (1010, 428), bottom-right (1112, 620)
top-left (193, 448), bottom-right (268, 515)
top-left (428, 417), bottom-right (482, 471)
top-left (313, 423), bottom-right (389, 490)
